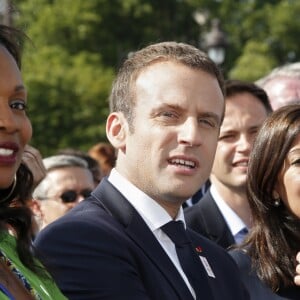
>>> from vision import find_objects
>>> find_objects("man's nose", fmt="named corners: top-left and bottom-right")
top-left (178, 118), bottom-right (202, 147)
top-left (236, 135), bottom-right (252, 152)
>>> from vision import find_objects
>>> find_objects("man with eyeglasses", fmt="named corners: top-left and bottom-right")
top-left (32, 154), bottom-right (95, 232)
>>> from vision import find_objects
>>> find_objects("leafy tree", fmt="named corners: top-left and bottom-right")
top-left (23, 46), bottom-right (113, 154)
top-left (229, 41), bottom-right (277, 81)
top-left (13, 0), bottom-right (300, 155)
top-left (220, 0), bottom-right (300, 79)
top-left (17, 0), bottom-right (115, 155)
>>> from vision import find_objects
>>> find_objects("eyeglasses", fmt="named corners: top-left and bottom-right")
top-left (38, 189), bottom-right (93, 203)
top-left (59, 189), bottom-right (93, 203)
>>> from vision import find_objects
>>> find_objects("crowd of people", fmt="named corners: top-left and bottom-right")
top-left (1, 23), bottom-right (300, 299)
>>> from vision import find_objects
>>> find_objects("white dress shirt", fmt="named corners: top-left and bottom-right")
top-left (108, 168), bottom-right (196, 298)
top-left (210, 184), bottom-right (248, 244)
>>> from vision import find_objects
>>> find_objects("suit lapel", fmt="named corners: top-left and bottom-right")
top-left (127, 214), bottom-right (195, 300)
top-left (92, 179), bottom-right (194, 300)
top-left (200, 191), bottom-right (235, 248)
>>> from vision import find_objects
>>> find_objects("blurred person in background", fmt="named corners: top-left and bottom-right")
top-left (256, 62), bottom-right (300, 110)
top-left (0, 24), bottom-right (66, 299)
top-left (19, 145), bottom-right (46, 239)
top-left (57, 147), bottom-right (103, 186)
top-left (88, 141), bottom-right (116, 177)
top-left (32, 154), bottom-right (94, 231)
top-left (22, 145), bottom-right (46, 189)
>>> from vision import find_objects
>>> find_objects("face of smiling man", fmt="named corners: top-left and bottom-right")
top-left (107, 60), bottom-right (224, 216)
top-left (210, 92), bottom-right (269, 194)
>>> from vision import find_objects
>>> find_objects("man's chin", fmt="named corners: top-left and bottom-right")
top-left (232, 180), bottom-right (247, 190)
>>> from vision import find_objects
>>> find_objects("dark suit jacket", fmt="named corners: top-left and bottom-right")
top-left (34, 178), bottom-right (249, 300)
top-left (184, 189), bottom-right (235, 249)
top-left (229, 250), bottom-right (300, 300)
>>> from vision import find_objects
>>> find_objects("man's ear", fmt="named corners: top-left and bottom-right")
top-left (106, 112), bottom-right (127, 151)
top-left (29, 198), bottom-right (44, 219)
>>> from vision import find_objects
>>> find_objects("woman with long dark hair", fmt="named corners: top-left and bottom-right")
top-left (230, 104), bottom-right (300, 299)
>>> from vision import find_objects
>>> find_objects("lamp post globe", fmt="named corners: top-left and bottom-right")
top-left (204, 18), bottom-right (228, 65)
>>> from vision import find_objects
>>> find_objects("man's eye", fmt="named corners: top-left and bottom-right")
top-left (10, 101), bottom-right (28, 111)
top-left (161, 111), bottom-right (177, 118)
top-left (219, 134), bottom-right (235, 141)
top-left (198, 118), bottom-right (217, 128)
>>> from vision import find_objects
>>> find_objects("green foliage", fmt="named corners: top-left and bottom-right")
top-left (17, 0), bottom-right (114, 156)
top-left (22, 44), bottom-right (113, 156)
top-left (228, 41), bottom-right (277, 81)
top-left (225, 0), bottom-right (300, 80)
top-left (266, 1), bottom-right (300, 63)
top-left (12, 0), bottom-right (300, 155)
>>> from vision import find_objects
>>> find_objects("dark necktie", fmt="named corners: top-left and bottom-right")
top-left (161, 221), bottom-right (213, 299)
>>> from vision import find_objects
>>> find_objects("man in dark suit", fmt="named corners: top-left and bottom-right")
top-left (185, 188), bottom-right (235, 249)
top-left (185, 80), bottom-right (272, 249)
top-left (34, 42), bottom-right (249, 299)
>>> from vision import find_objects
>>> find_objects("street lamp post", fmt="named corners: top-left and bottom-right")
top-left (204, 18), bottom-right (228, 65)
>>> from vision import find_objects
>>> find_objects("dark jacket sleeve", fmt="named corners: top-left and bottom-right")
top-left (34, 215), bottom-right (151, 300)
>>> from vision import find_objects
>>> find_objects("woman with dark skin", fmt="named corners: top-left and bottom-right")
top-left (230, 104), bottom-right (300, 299)
top-left (0, 25), bottom-right (66, 299)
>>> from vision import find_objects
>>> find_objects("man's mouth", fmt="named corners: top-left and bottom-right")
top-left (232, 161), bottom-right (248, 167)
top-left (168, 158), bottom-right (196, 169)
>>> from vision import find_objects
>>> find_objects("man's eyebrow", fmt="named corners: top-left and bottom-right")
top-left (248, 125), bottom-right (261, 131)
top-left (160, 103), bottom-right (185, 111)
top-left (220, 129), bottom-right (236, 134)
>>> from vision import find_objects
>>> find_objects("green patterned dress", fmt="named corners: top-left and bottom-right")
top-left (0, 231), bottom-right (67, 300)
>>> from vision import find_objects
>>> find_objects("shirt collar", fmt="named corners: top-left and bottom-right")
top-left (210, 184), bottom-right (247, 236)
top-left (108, 168), bottom-right (186, 232)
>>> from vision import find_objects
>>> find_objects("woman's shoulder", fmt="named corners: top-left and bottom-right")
top-left (0, 231), bottom-right (66, 300)
top-left (0, 231), bottom-right (18, 259)
top-left (228, 248), bottom-right (252, 271)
